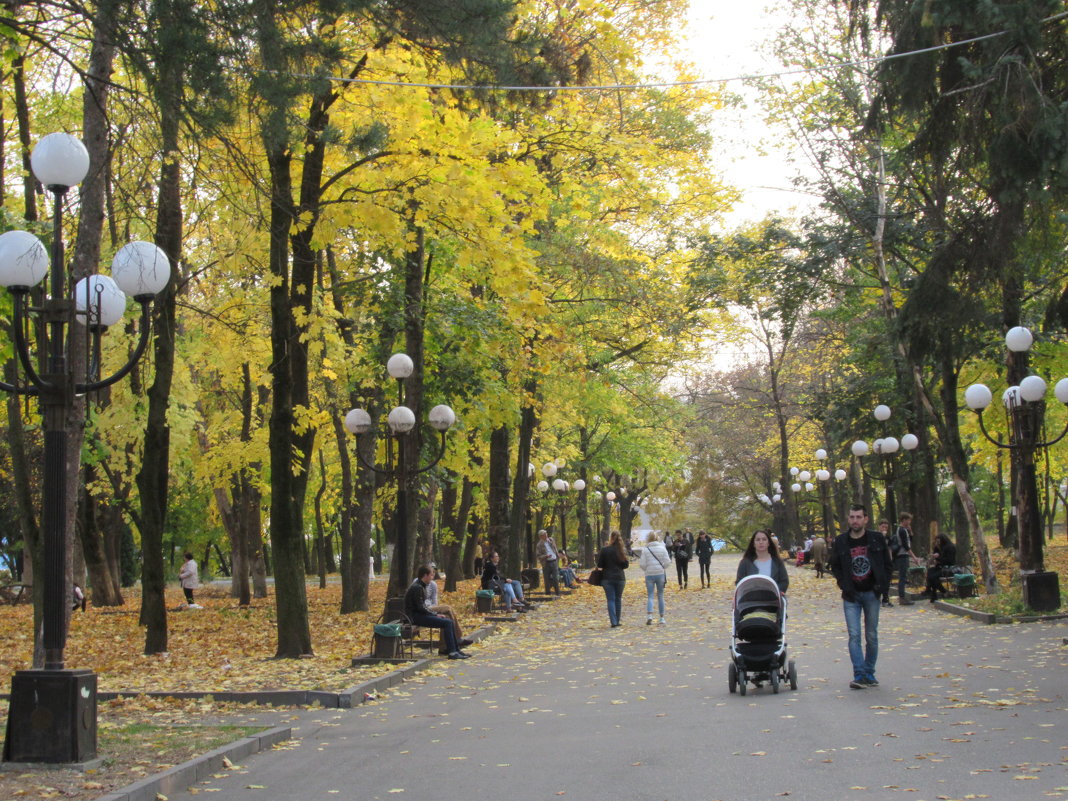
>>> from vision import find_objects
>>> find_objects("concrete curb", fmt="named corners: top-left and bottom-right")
top-left (91, 622), bottom-right (499, 710)
top-left (931, 599), bottom-right (997, 623)
top-left (92, 619), bottom-right (502, 799)
top-left (932, 599), bottom-right (1068, 625)
top-left (94, 724), bottom-right (293, 801)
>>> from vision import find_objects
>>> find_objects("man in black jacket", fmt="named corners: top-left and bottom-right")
top-left (890, 513), bottom-right (917, 605)
top-left (831, 504), bottom-right (892, 690)
top-left (404, 565), bottom-right (470, 660)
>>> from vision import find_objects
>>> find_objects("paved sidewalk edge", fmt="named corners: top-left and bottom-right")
top-left (83, 622), bottom-right (500, 710)
top-left (86, 620), bottom-right (500, 799)
top-left (94, 724), bottom-right (293, 801)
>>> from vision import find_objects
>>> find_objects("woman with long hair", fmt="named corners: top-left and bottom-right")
top-left (735, 529), bottom-right (789, 594)
top-left (597, 530), bottom-right (630, 627)
top-left (926, 532), bottom-right (958, 602)
top-left (639, 532), bottom-right (671, 625)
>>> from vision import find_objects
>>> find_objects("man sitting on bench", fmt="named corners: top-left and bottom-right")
top-left (404, 565), bottom-right (471, 660)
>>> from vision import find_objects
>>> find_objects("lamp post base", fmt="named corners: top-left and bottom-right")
top-left (1022, 571), bottom-right (1061, 613)
top-left (2, 669), bottom-right (97, 764)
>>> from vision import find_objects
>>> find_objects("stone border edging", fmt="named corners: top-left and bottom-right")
top-left (90, 620), bottom-right (502, 800)
top-left (89, 622), bottom-right (500, 710)
top-left (94, 724), bottom-right (293, 801)
top-left (932, 599), bottom-right (1068, 624)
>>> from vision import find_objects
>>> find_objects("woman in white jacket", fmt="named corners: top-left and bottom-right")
top-left (639, 532), bottom-right (671, 625)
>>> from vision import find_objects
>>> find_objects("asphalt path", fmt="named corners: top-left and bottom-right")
top-left (166, 555), bottom-right (1067, 801)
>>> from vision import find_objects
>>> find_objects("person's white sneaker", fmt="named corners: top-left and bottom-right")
top-left (658, 617), bottom-right (665, 625)
top-left (188, 603), bottom-right (202, 609)
top-left (646, 616), bottom-right (653, 625)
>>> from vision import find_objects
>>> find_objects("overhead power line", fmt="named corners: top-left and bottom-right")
top-left (280, 10), bottom-right (1068, 93)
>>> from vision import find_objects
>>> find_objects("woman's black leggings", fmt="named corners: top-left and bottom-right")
top-left (183, 587), bottom-right (194, 604)
top-left (676, 559), bottom-right (689, 586)
top-left (699, 558), bottom-right (711, 584)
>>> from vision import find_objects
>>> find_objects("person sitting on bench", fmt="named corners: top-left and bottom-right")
top-left (424, 565), bottom-right (472, 654)
top-left (481, 551), bottom-right (526, 611)
top-left (404, 565), bottom-right (470, 660)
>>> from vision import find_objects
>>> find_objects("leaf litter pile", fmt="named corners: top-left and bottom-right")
top-left (0, 579), bottom-right (487, 694)
top-left (0, 578), bottom-right (486, 800)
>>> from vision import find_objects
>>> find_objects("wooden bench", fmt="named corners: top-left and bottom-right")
top-left (0, 583), bottom-right (30, 605)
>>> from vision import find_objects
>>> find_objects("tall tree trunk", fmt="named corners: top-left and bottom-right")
top-left (506, 382), bottom-right (538, 578)
top-left (487, 425), bottom-right (510, 555)
top-left (77, 473), bottom-right (123, 605)
top-left (136, 11), bottom-right (184, 651)
top-left (314, 449), bottom-right (328, 588)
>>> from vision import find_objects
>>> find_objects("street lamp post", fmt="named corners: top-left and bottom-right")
top-left (851, 405), bottom-right (919, 529)
top-left (814, 449), bottom-right (836, 540)
top-left (1, 133), bottom-right (170, 764)
top-left (964, 326), bottom-right (1067, 611)
top-left (344, 353), bottom-right (455, 610)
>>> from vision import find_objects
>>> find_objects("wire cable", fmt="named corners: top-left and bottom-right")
top-left (277, 10), bottom-right (1068, 93)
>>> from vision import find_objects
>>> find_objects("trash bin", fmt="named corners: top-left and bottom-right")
top-left (520, 568), bottom-right (540, 590)
top-left (952, 573), bottom-right (976, 599)
top-left (475, 589), bottom-right (495, 613)
top-left (372, 622), bottom-right (402, 658)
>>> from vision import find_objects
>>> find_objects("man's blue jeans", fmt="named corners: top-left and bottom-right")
top-left (602, 579), bottom-right (625, 625)
top-left (843, 590), bottom-right (880, 680)
top-left (645, 573), bottom-right (666, 617)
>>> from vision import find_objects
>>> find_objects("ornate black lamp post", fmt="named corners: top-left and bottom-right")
top-left (963, 326), bottom-right (1067, 611)
top-left (344, 353), bottom-right (454, 610)
top-left (1, 133), bottom-right (170, 764)
top-left (851, 404), bottom-right (919, 529)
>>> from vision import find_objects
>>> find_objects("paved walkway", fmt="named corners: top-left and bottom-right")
top-left (164, 556), bottom-right (1067, 801)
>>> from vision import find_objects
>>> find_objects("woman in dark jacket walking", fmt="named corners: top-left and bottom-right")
top-left (672, 536), bottom-right (692, 588)
top-left (597, 530), bottom-right (630, 627)
top-left (695, 532), bottom-right (714, 588)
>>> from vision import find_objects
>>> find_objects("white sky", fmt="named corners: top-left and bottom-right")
top-left (679, 3), bottom-right (815, 226)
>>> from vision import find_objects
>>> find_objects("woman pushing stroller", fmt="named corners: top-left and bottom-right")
top-left (735, 530), bottom-right (789, 594)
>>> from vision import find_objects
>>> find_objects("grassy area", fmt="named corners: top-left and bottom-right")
top-left (100, 721), bottom-right (264, 756)
top-left (953, 539), bottom-right (1067, 616)
top-left (0, 698), bottom-right (276, 801)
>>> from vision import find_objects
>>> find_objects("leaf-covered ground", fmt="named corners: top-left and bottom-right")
top-left (962, 540), bottom-right (1068, 615)
top-left (0, 577), bottom-right (489, 800)
top-left (0, 577), bottom-right (488, 693)
top-left (0, 546), bottom-right (1063, 800)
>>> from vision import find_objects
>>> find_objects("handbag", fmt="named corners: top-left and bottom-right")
top-left (587, 567), bottom-right (603, 586)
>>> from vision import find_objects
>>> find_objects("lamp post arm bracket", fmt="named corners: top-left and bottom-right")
top-left (77, 302), bottom-right (153, 394)
top-left (974, 410), bottom-right (1010, 449)
top-left (1037, 416), bottom-right (1068, 449)
top-left (11, 292), bottom-right (53, 392)
top-left (411, 431), bottom-right (447, 476)
top-left (0, 379), bottom-right (39, 395)
top-left (352, 435), bottom-right (395, 477)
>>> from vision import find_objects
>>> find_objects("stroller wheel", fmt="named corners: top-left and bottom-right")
top-left (770, 669), bottom-right (780, 693)
top-left (739, 672), bottom-right (748, 696)
top-left (728, 661), bottom-right (738, 694)
top-left (788, 660), bottom-right (798, 690)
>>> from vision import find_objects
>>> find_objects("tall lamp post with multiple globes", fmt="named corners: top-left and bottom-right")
top-left (963, 326), bottom-right (1067, 611)
top-left (813, 449), bottom-right (846, 539)
top-left (850, 404), bottom-right (919, 530)
top-left (344, 353), bottom-right (455, 608)
top-left (1, 133), bottom-right (170, 764)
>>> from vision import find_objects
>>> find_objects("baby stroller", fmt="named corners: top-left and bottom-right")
top-left (728, 574), bottom-right (796, 695)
